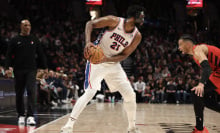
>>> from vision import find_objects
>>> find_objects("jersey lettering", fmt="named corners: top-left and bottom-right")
top-left (110, 42), bottom-right (121, 51)
top-left (97, 17), bottom-right (138, 57)
top-left (110, 32), bottom-right (129, 47)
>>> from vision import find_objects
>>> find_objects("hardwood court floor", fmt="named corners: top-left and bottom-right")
top-left (33, 103), bottom-right (220, 133)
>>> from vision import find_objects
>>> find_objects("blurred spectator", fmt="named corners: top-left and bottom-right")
top-left (155, 78), bottom-right (165, 103)
top-left (153, 67), bottom-right (162, 80)
top-left (176, 78), bottom-right (188, 103)
top-left (66, 76), bottom-right (79, 102)
top-left (4, 67), bottom-right (14, 79)
top-left (185, 78), bottom-right (193, 103)
top-left (149, 80), bottom-right (157, 103)
top-left (161, 66), bottom-right (171, 78)
top-left (0, 66), bottom-right (5, 78)
top-left (36, 71), bottom-right (54, 107)
top-left (165, 78), bottom-right (178, 104)
top-left (143, 84), bottom-right (152, 103)
top-left (146, 74), bottom-right (153, 82)
top-left (129, 75), bottom-right (135, 89)
top-left (134, 76), bottom-right (145, 103)
top-left (53, 72), bottom-right (67, 104)
top-left (46, 70), bottom-right (60, 104)
top-left (62, 74), bottom-right (71, 103)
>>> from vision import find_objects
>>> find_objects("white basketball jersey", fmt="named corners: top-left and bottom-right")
top-left (97, 17), bottom-right (139, 58)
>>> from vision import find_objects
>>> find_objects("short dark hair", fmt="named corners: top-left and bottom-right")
top-left (179, 34), bottom-right (196, 44)
top-left (127, 5), bottom-right (145, 18)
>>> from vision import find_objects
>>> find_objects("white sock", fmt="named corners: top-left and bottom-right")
top-left (124, 101), bottom-right (136, 130)
top-left (118, 84), bottom-right (137, 130)
top-left (66, 88), bottom-right (97, 126)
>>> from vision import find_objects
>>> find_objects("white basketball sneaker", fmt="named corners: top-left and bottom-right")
top-left (18, 116), bottom-right (25, 125)
top-left (60, 125), bottom-right (73, 133)
top-left (26, 116), bottom-right (36, 125)
top-left (27, 125), bottom-right (36, 133)
top-left (128, 128), bottom-right (142, 133)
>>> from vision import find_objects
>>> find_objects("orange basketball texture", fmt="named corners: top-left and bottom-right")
top-left (88, 46), bottom-right (104, 63)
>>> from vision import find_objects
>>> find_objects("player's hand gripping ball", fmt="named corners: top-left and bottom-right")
top-left (84, 45), bottom-right (104, 64)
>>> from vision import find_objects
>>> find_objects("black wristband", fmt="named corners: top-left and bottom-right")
top-left (200, 60), bottom-right (212, 84)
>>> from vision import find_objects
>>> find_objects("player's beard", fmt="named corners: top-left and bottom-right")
top-left (134, 18), bottom-right (144, 29)
top-left (135, 22), bottom-right (143, 29)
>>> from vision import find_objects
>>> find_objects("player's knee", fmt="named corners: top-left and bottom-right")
top-left (123, 90), bottom-right (136, 102)
top-left (84, 88), bottom-right (97, 99)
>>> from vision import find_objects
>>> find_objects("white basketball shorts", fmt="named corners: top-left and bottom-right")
top-left (84, 61), bottom-right (131, 92)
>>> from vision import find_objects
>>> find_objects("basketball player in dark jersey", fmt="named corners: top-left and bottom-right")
top-left (178, 35), bottom-right (220, 133)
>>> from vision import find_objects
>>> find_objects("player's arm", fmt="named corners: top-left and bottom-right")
top-left (84, 15), bottom-right (119, 59)
top-left (85, 15), bottom-right (119, 45)
top-left (192, 45), bottom-right (211, 96)
top-left (194, 45), bottom-right (211, 84)
top-left (103, 32), bottom-right (142, 62)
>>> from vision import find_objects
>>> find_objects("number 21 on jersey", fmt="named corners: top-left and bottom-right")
top-left (110, 42), bottom-right (121, 51)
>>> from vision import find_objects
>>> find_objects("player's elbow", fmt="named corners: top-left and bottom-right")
top-left (86, 20), bottom-right (94, 28)
top-left (200, 60), bottom-right (212, 84)
top-left (201, 60), bottom-right (212, 75)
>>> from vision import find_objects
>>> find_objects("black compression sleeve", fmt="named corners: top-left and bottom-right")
top-left (200, 60), bottom-right (212, 84)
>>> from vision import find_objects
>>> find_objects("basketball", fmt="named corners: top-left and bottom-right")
top-left (88, 46), bottom-right (104, 64)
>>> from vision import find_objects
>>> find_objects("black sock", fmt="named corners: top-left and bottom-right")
top-left (193, 93), bottom-right (204, 131)
top-left (195, 116), bottom-right (203, 130)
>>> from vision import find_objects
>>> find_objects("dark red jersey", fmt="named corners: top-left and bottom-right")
top-left (193, 44), bottom-right (220, 94)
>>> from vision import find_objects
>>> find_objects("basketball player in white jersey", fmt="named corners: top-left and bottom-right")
top-left (61, 5), bottom-right (145, 133)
